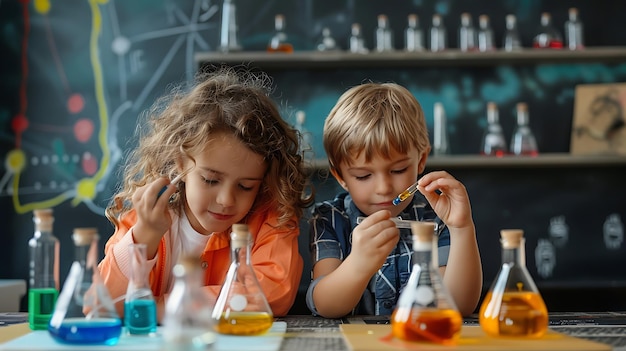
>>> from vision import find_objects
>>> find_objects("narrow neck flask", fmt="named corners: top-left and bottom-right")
top-left (316, 27), bottom-right (338, 51)
top-left (391, 222), bottom-right (462, 344)
top-left (213, 224), bottom-right (273, 335)
top-left (458, 13), bottom-right (476, 52)
top-left (162, 255), bottom-right (216, 351)
top-left (503, 14), bottom-right (522, 51)
top-left (405, 14), bottom-right (424, 52)
top-left (49, 228), bottom-right (122, 345)
top-left (477, 15), bottom-right (495, 52)
top-left (28, 208), bottom-right (60, 330)
top-left (533, 12), bottom-right (563, 49)
top-left (433, 102), bottom-right (450, 156)
top-left (565, 7), bottom-right (584, 50)
top-left (481, 102), bottom-right (508, 157)
top-left (267, 14), bottom-right (293, 53)
top-left (218, 0), bottom-right (242, 52)
top-left (349, 23), bottom-right (368, 54)
top-left (124, 243), bottom-right (157, 335)
top-left (429, 14), bottom-right (447, 52)
top-left (374, 14), bottom-right (394, 52)
top-left (479, 229), bottom-right (548, 337)
top-left (510, 102), bottom-right (538, 156)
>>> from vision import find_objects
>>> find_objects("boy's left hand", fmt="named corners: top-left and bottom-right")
top-left (417, 171), bottom-right (473, 230)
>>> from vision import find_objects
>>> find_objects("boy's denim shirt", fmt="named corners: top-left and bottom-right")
top-left (307, 192), bottom-right (450, 316)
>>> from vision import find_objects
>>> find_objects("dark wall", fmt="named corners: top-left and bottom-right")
top-left (1, 1), bottom-right (625, 313)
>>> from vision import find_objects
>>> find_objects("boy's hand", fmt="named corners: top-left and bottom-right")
top-left (132, 177), bottom-right (178, 244)
top-left (349, 210), bottom-right (399, 275)
top-left (417, 171), bottom-right (473, 230)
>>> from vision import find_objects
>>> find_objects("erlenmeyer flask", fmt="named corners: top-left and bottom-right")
top-left (391, 221), bottom-right (462, 344)
top-left (161, 255), bottom-right (216, 351)
top-left (124, 243), bottom-right (157, 336)
top-left (213, 224), bottom-right (273, 335)
top-left (479, 229), bottom-right (549, 337)
top-left (48, 228), bottom-right (122, 345)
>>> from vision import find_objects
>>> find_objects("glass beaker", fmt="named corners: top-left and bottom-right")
top-left (479, 229), bottom-right (549, 337)
top-left (124, 243), bottom-right (157, 336)
top-left (161, 255), bottom-right (216, 351)
top-left (391, 221), bottom-right (462, 344)
top-left (48, 228), bottom-right (122, 345)
top-left (213, 224), bottom-right (273, 335)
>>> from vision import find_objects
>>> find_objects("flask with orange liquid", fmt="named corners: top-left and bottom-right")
top-left (391, 221), bottom-right (462, 344)
top-left (267, 14), bottom-right (293, 53)
top-left (479, 229), bottom-right (548, 337)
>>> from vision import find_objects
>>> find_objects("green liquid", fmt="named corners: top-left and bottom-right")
top-left (29, 287), bottom-right (58, 330)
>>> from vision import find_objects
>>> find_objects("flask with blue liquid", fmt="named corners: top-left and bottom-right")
top-left (48, 228), bottom-right (122, 345)
top-left (124, 243), bottom-right (157, 335)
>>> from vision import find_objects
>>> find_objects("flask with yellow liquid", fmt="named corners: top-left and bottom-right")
top-left (213, 224), bottom-right (273, 335)
top-left (479, 229), bottom-right (548, 337)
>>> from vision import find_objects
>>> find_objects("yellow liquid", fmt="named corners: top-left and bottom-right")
top-left (479, 291), bottom-right (548, 337)
top-left (215, 312), bottom-right (273, 335)
top-left (391, 308), bottom-right (462, 344)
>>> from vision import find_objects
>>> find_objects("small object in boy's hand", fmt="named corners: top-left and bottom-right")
top-left (157, 173), bottom-right (184, 198)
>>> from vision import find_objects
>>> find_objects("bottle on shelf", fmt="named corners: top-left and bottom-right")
top-left (48, 228), bottom-right (122, 345)
top-left (429, 13), bottom-right (447, 52)
top-left (433, 102), bottom-right (450, 156)
top-left (480, 102), bottom-right (508, 157)
top-left (349, 23), bottom-right (368, 54)
top-left (213, 224), bottom-right (273, 335)
top-left (124, 243), bottom-right (157, 336)
top-left (294, 110), bottom-right (313, 162)
top-left (533, 12), bottom-right (563, 49)
top-left (565, 7), bottom-right (585, 50)
top-left (28, 208), bottom-right (60, 330)
top-left (477, 14), bottom-right (495, 52)
top-left (503, 14), bottom-right (522, 51)
top-left (162, 255), bottom-right (216, 350)
top-left (391, 221), bottom-right (462, 344)
top-left (217, 0), bottom-right (242, 53)
top-left (374, 14), bottom-right (394, 52)
top-left (405, 14), bottom-right (424, 52)
top-left (479, 229), bottom-right (549, 337)
top-left (458, 12), bottom-right (477, 52)
top-left (267, 14), bottom-right (293, 53)
top-left (316, 27), bottom-right (339, 52)
top-left (510, 102), bottom-right (538, 156)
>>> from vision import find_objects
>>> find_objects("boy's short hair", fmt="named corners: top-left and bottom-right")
top-left (323, 82), bottom-right (430, 175)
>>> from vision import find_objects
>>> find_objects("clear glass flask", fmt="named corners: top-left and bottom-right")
top-left (374, 14), bottom-right (394, 52)
top-left (533, 12), bottom-right (563, 49)
top-left (481, 102), bottom-right (508, 157)
top-left (213, 224), bottom-right (273, 335)
top-left (267, 14), bottom-right (293, 53)
top-left (28, 208), bottom-right (60, 330)
top-left (510, 102), bottom-right (538, 156)
top-left (429, 14), bottom-right (447, 52)
top-left (218, 0), bottom-right (242, 52)
top-left (48, 228), bottom-right (122, 345)
top-left (316, 27), bottom-right (339, 52)
top-left (477, 15), bottom-right (495, 52)
top-left (458, 13), bottom-right (476, 52)
top-left (565, 7), bottom-right (584, 50)
top-left (405, 14), bottom-right (424, 52)
top-left (433, 102), bottom-right (450, 156)
top-left (391, 221), bottom-right (462, 344)
top-left (479, 229), bottom-right (549, 337)
top-left (124, 243), bottom-right (157, 336)
top-left (349, 23), bottom-right (368, 54)
top-left (162, 255), bottom-right (216, 351)
top-left (503, 14), bottom-right (522, 51)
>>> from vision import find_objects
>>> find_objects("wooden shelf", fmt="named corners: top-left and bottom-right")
top-left (308, 153), bottom-right (626, 170)
top-left (196, 47), bottom-right (626, 69)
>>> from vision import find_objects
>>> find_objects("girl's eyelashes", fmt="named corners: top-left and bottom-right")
top-left (201, 176), bottom-right (255, 191)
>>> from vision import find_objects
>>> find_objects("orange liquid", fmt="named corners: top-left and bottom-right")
top-left (391, 308), bottom-right (462, 344)
top-left (214, 311), bottom-right (273, 335)
top-left (479, 291), bottom-right (548, 337)
top-left (267, 44), bottom-right (294, 53)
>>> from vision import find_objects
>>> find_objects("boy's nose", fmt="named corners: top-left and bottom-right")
top-left (375, 176), bottom-right (394, 195)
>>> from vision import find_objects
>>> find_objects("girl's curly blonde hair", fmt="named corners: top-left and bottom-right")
top-left (106, 66), bottom-right (313, 229)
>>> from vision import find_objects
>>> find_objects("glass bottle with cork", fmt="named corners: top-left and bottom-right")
top-left (267, 14), bottom-right (293, 53)
top-left (510, 102), bottom-right (538, 156)
top-left (213, 224), bottom-right (273, 335)
top-left (28, 208), bottom-right (60, 330)
top-left (124, 243), bottom-right (157, 336)
top-left (479, 229), bottom-right (549, 337)
top-left (391, 221), bottom-right (462, 344)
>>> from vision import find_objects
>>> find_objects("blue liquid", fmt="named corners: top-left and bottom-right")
top-left (125, 299), bottom-right (157, 335)
top-left (48, 318), bottom-right (122, 345)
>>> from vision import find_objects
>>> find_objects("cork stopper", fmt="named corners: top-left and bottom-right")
top-left (231, 223), bottom-right (251, 249)
top-left (173, 255), bottom-right (201, 277)
top-left (72, 227), bottom-right (99, 246)
top-left (33, 208), bottom-right (54, 232)
top-left (500, 229), bottom-right (524, 249)
top-left (410, 221), bottom-right (436, 251)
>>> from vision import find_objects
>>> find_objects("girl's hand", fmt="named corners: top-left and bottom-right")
top-left (349, 210), bottom-right (399, 275)
top-left (417, 171), bottom-right (474, 230)
top-left (131, 177), bottom-right (179, 245)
